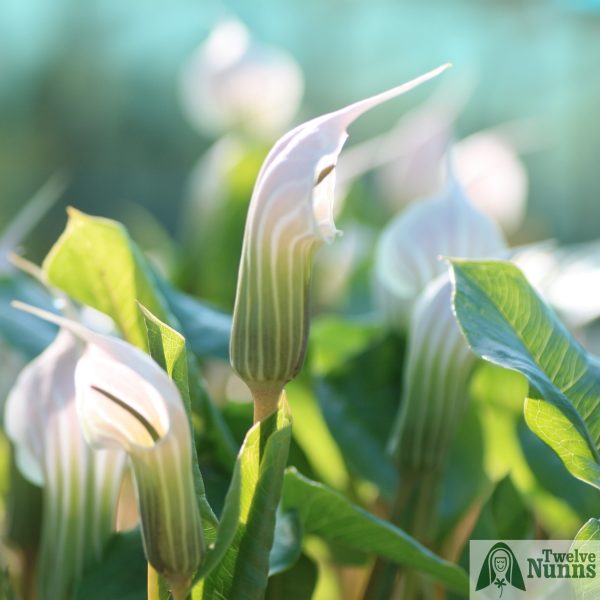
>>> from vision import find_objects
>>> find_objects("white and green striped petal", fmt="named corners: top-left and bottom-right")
top-left (5, 329), bottom-right (126, 600)
top-left (230, 65), bottom-right (451, 417)
top-left (14, 304), bottom-right (204, 589)
top-left (388, 275), bottom-right (475, 470)
top-left (375, 179), bottom-right (509, 470)
top-left (374, 177), bottom-right (507, 331)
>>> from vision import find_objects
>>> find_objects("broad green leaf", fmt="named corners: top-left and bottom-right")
top-left (470, 363), bottom-right (590, 537)
top-left (282, 469), bottom-right (469, 594)
top-left (75, 531), bottom-right (146, 600)
top-left (160, 285), bottom-right (231, 361)
top-left (193, 400), bottom-right (292, 599)
top-left (311, 319), bottom-right (401, 497)
top-left (574, 518), bottom-right (600, 541)
top-left (451, 259), bottom-right (600, 490)
top-left (571, 519), bottom-right (600, 599)
top-left (43, 208), bottom-right (169, 349)
top-left (265, 554), bottom-right (317, 600)
top-left (286, 379), bottom-right (350, 491)
top-left (269, 510), bottom-right (303, 576)
top-left (43, 211), bottom-right (237, 468)
top-left (518, 420), bottom-right (600, 527)
top-left (308, 315), bottom-right (382, 376)
top-left (468, 476), bottom-right (533, 541)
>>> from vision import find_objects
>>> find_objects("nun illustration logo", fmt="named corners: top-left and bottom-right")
top-left (476, 543), bottom-right (526, 597)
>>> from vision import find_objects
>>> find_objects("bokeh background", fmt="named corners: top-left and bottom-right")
top-left (2, 0), bottom-right (600, 309)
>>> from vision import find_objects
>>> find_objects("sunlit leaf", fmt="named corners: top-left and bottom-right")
top-left (282, 469), bottom-right (469, 594)
top-left (571, 519), bottom-right (600, 600)
top-left (159, 284), bottom-right (231, 361)
top-left (312, 321), bottom-right (400, 496)
top-left (193, 399), bottom-right (292, 599)
top-left (451, 259), bottom-right (600, 490)
top-left (43, 208), bottom-right (169, 350)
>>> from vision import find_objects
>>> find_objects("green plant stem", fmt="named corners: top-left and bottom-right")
top-left (399, 469), bottom-right (441, 600)
top-left (362, 472), bottom-right (419, 599)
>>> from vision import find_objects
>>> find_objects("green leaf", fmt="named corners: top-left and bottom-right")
top-left (139, 305), bottom-right (219, 541)
top-left (312, 324), bottom-right (401, 497)
top-left (75, 530), bottom-right (146, 600)
top-left (470, 363), bottom-right (591, 537)
top-left (193, 400), bottom-right (293, 599)
top-left (468, 476), bottom-right (533, 541)
top-left (451, 259), bottom-right (600, 490)
top-left (571, 519), bottom-right (600, 599)
top-left (574, 518), bottom-right (600, 541)
top-left (286, 379), bottom-right (350, 492)
top-left (265, 554), bottom-right (317, 600)
top-left (282, 469), bottom-right (469, 594)
top-left (159, 284), bottom-right (232, 361)
top-left (43, 211), bottom-right (237, 468)
top-left (518, 420), bottom-right (600, 527)
top-left (139, 303), bottom-right (190, 395)
top-left (43, 208), bottom-right (169, 349)
top-left (269, 510), bottom-right (303, 576)
top-left (0, 275), bottom-right (56, 358)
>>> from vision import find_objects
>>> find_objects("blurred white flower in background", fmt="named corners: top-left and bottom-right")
top-left (450, 131), bottom-right (528, 234)
top-left (179, 19), bottom-right (304, 139)
top-left (337, 76), bottom-right (533, 236)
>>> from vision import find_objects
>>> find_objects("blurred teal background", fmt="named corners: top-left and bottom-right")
top-left (2, 0), bottom-right (600, 281)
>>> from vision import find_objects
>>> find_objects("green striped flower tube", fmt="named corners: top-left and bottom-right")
top-left (374, 179), bottom-right (507, 471)
top-left (5, 329), bottom-right (126, 600)
top-left (231, 64), bottom-right (451, 421)
top-left (15, 304), bottom-right (205, 597)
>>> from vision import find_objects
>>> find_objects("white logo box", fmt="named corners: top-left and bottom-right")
top-left (469, 540), bottom-right (600, 599)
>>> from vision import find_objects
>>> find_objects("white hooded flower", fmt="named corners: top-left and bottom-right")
top-left (374, 178), bottom-right (507, 470)
top-left (13, 303), bottom-right (204, 589)
top-left (180, 19), bottom-right (304, 139)
top-left (5, 328), bottom-right (126, 600)
top-left (229, 65), bottom-right (451, 420)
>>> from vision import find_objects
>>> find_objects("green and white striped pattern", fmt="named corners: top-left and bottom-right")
top-left (376, 180), bottom-right (508, 470)
top-left (388, 276), bottom-right (474, 470)
top-left (374, 178), bottom-right (507, 331)
top-left (5, 330), bottom-right (126, 600)
top-left (13, 304), bottom-right (205, 586)
top-left (231, 65), bottom-right (451, 395)
top-left (72, 321), bottom-right (206, 584)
